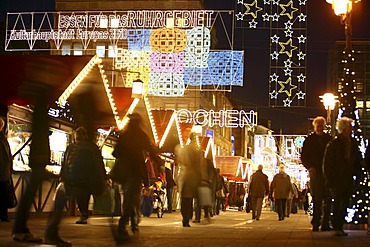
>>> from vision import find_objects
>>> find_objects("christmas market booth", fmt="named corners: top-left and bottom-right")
top-left (1, 54), bottom-right (120, 214)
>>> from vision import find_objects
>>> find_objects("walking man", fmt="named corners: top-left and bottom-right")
top-left (323, 117), bottom-right (363, 236)
top-left (248, 164), bottom-right (269, 220)
top-left (301, 116), bottom-right (333, 231)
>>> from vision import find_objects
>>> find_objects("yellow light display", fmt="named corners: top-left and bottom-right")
top-left (243, 0), bottom-right (263, 19)
top-left (150, 27), bottom-right (187, 53)
top-left (278, 77), bottom-right (297, 97)
top-left (278, 38), bottom-right (298, 57)
top-left (279, 0), bottom-right (299, 19)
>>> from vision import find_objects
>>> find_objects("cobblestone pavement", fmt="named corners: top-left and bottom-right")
top-left (0, 210), bottom-right (369, 247)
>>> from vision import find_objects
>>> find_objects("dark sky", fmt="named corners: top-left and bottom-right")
top-left (1, 0), bottom-right (369, 134)
top-left (204, 0), bottom-right (370, 134)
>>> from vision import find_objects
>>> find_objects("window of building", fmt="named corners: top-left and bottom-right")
top-left (96, 44), bottom-right (106, 58)
top-left (61, 45), bottom-right (71, 55)
top-left (108, 45), bottom-right (118, 58)
top-left (73, 44), bottom-right (83, 56)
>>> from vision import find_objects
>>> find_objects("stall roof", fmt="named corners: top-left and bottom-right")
top-left (0, 55), bottom-right (117, 127)
top-left (215, 156), bottom-right (247, 181)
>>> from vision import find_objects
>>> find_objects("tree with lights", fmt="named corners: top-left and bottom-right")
top-left (326, 0), bottom-right (370, 227)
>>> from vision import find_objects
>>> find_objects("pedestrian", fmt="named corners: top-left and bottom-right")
top-left (269, 164), bottom-right (294, 221)
top-left (215, 168), bottom-right (228, 215)
top-left (175, 132), bottom-right (206, 227)
top-left (285, 178), bottom-right (299, 217)
top-left (12, 97), bottom-right (50, 243)
top-left (301, 116), bottom-right (333, 231)
top-left (301, 184), bottom-right (310, 214)
top-left (165, 164), bottom-right (176, 213)
top-left (111, 113), bottom-right (162, 240)
top-left (193, 157), bottom-right (216, 223)
top-left (248, 164), bottom-right (269, 221)
top-left (43, 126), bottom-right (106, 246)
top-left (323, 117), bottom-right (363, 236)
top-left (0, 117), bottom-right (13, 223)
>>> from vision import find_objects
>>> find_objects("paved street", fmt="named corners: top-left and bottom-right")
top-left (0, 209), bottom-right (369, 247)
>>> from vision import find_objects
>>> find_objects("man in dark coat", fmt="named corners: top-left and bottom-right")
top-left (270, 164), bottom-right (294, 221)
top-left (301, 116), bottom-right (333, 231)
top-left (323, 117), bottom-right (363, 236)
top-left (248, 164), bottom-right (269, 220)
top-left (112, 113), bottom-right (162, 239)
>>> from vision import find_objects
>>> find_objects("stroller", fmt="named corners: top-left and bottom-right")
top-left (141, 180), bottom-right (165, 218)
top-left (150, 180), bottom-right (165, 218)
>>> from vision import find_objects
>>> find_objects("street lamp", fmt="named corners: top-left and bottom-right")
top-left (325, 0), bottom-right (360, 119)
top-left (320, 93), bottom-right (339, 127)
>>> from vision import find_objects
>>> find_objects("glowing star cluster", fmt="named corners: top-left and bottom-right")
top-left (236, 0), bottom-right (307, 107)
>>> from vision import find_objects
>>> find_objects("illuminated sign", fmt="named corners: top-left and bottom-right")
top-left (6, 10), bottom-right (214, 47)
top-left (176, 109), bottom-right (257, 128)
top-left (235, 0), bottom-right (307, 107)
top-left (5, 10), bottom-right (243, 95)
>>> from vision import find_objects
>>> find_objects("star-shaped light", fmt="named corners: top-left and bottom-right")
top-left (271, 34), bottom-right (280, 43)
top-left (236, 12), bottom-right (244, 21)
top-left (244, 0), bottom-right (263, 19)
top-left (284, 29), bottom-right (293, 37)
top-left (296, 91), bottom-right (305, 99)
top-left (283, 98), bottom-right (292, 107)
top-left (272, 0), bottom-right (280, 5)
top-left (263, 0), bottom-right (271, 5)
top-left (279, 38), bottom-right (298, 57)
top-left (271, 13), bottom-right (280, 21)
top-left (299, 0), bottom-right (307, 5)
top-left (284, 59), bottom-right (293, 68)
top-left (278, 77), bottom-right (297, 97)
top-left (270, 90), bottom-right (278, 99)
top-left (270, 73), bottom-right (279, 82)
top-left (262, 13), bottom-right (270, 21)
top-left (270, 51), bottom-right (279, 60)
top-left (298, 13), bottom-right (307, 22)
top-left (279, 0), bottom-right (298, 19)
top-left (297, 51), bottom-right (306, 60)
top-left (284, 20), bottom-right (293, 30)
top-left (249, 19), bottom-right (258, 28)
top-left (297, 73), bottom-right (306, 83)
top-left (284, 67), bottom-right (293, 76)
top-left (297, 34), bottom-right (307, 43)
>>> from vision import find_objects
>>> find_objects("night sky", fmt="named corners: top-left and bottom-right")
top-left (1, 0), bottom-right (370, 134)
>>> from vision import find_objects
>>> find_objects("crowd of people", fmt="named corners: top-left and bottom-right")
top-left (1, 104), bottom-right (369, 246)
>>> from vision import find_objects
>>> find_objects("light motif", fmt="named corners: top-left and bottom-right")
top-left (176, 109), bottom-right (258, 128)
top-left (150, 27), bottom-right (187, 53)
top-left (270, 51), bottom-right (279, 60)
top-left (185, 27), bottom-right (211, 68)
top-left (279, 38), bottom-right (298, 57)
top-left (184, 51), bottom-right (244, 86)
top-left (127, 29), bottom-right (151, 51)
top-left (148, 73), bottom-right (185, 97)
top-left (150, 52), bottom-right (185, 73)
top-left (278, 77), bottom-right (297, 96)
top-left (115, 49), bottom-right (150, 69)
top-left (243, 0), bottom-right (263, 18)
top-left (279, 0), bottom-right (298, 19)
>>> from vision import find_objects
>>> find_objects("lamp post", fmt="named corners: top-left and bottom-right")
top-left (325, 0), bottom-right (360, 120)
top-left (320, 93), bottom-right (339, 134)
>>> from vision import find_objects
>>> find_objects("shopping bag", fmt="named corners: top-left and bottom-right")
top-left (198, 186), bottom-right (213, 207)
